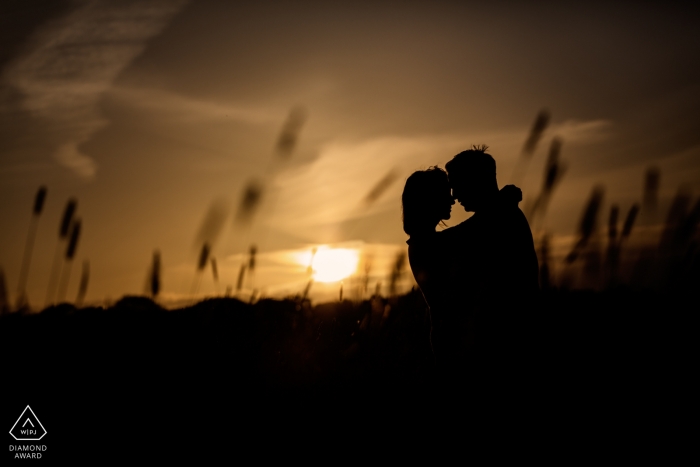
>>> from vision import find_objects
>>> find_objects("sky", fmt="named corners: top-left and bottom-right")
top-left (1, 0), bottom-right (699, 307)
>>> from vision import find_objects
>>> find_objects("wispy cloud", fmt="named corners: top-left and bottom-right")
top-left (268, 120), bottom-right (612, 238)
top-left (550, 119), bottom-right (612, 143)
top-left (109, 86), bottom-right (278, 125)
top-left (3, 0), bottom-right (188, 180)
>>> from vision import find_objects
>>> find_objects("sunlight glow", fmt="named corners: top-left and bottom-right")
top-left (295, 247), bottom-right (359, 283)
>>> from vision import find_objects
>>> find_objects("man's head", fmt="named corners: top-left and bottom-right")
top-left (445, 145), bottom-right (499, 212)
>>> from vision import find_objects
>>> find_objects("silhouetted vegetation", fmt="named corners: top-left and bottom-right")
top-left (45, 198), bottom-right (78, 307)
top-left (2, 286), bottom-right (693, 431)
top-left (15, 186), bottom-right (47, 309)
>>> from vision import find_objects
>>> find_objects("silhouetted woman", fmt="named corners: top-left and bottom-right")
top-left (403, 168), bottom-right (454, 308)
top-left (402, 167), bottom-right (459, 365)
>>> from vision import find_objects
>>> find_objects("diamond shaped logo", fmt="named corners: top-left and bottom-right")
top-left (9, 406), bottom-right (46, 441)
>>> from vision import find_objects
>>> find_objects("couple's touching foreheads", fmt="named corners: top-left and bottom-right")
top-left (402, 145), bottom-right (539, 377)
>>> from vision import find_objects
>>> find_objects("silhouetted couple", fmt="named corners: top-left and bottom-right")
top-left (402, 145), bottom-right (538, 381)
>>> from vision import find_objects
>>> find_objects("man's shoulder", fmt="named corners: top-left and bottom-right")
top-left (496, 203), bottom-right (530, 227)
top-left (511, 206), bottom-right (534, 233)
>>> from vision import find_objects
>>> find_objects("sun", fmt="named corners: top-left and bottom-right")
top-left (303, 247), bottom-right (359, 283)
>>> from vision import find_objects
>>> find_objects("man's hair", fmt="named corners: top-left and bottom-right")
top-left (445, 144), bottom-right (496, 178)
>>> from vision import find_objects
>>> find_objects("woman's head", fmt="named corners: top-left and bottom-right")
top-left (402, 167), bottom-right (454, 236)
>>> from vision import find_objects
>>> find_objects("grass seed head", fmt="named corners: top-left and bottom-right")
top-left (276, 105), bottom-right (308, 158)
top-left (363, 169), bottom-right (399, 207)
top-left (197, 243), bottom-right (210, 271)
top-left (248, 245), bottom-right (257, 271)
top-left (151, 250), bottom-right (161, 297)
top-left (235, 180), bottom-right (264, 224)
top-left (33, 186), bottom-right (47, 215)
top-left (522, 109), bottom-right (550, 156)
top-left (543, 137), bottom-right (565, 193)
top-left (621, 204), bottom-right (640, 239)
top-left (65, 219), bottom-right (81, 260)
top-left (210, 257), bottom-right (219, 281)
top-left (236, 264), bottom-right (246, 291)
top-left (643, 166), bottom-right (661, 210)
top-left (608, 205), bottom-right (619, 240)
top-left (76, 260), bottom-right (89, 305)
top-left (60, 199), bottom-right (78, 238)
top-left (579, 186), bottom-right (605, 240)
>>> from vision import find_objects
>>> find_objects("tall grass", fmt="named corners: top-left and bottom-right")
top-left (566, 186), bottom-right (604, 263)
top-left (522, 109), bottom-right (550, 157)
top-left (275, 106), bottom-right (308, 159)
top-left (234, 106), bottom-right (308, 273)
top-left (301, 279), bottom-right (313, 302)
top-left (210, 257), bottom-right (219, 295)
top-left (658, 188), bottom-right (691, 256)
top-left (236, 264), bottom-right (246, 293)
top-left (621, 205), bottom-right (640, 240)
top-left (511, 109), bottom-right (550, 184)
top-left (150, 250), bottom-right (161, 298)
top-left (46, 199), bottom-right (77, 307)
top-left (191, 243), bottom-right (210, 296)
top-left (643, 167), bottom-right (660, 211)
top-left (247, 245), bottom-right (257, 289)
top-left (605, 205), bottom-right (620, 285)
top-left (75, 260), bottom-right (90, 307)
top-left (16, 186), bottom-right (47, 309)
top-left (389, 250), bottom-right (406, 298)
top-left (527, 137), bottom-right (566, 225)
top-left (306, 247), bottom-right (317, 276)
top-left (57, 219), bottom-right (82, 303)
top-left (234, 180), bottom-right (264, 225)
top-left (363, 169), bottom-right (399, 207)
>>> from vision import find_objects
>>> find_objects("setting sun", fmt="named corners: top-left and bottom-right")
top-left (298, 247), bottom-right (359, 283)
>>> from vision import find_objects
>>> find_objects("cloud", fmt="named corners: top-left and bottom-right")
top-left (2, 0), bottom-right (188, 180)
top-left (54, 140), bottom-right (98, 179)
top-left (550, 119), bottom-right (613, 143)
top-left (270, 135), bottom-right (464, 230)
top-left (109, 86), bottom-right (278, 125)
top-left (269, 119), bottom-right (613, 231)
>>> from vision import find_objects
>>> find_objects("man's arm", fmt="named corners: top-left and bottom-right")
top-left (499, 207), bottom-right (540, 294)
top-left (512, 208), bottom-right (540, 292)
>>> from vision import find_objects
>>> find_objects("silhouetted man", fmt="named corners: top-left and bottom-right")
top-left (446, 145), bottom-right (538, 295)
top-left (444, 146), bottom-right (539, 369)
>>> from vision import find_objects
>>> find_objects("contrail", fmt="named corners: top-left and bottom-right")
top-left (3, 0), bottom-right (188, 180)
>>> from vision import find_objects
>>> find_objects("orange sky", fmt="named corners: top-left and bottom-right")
top-left (1, 1), bottom-right (699, 306)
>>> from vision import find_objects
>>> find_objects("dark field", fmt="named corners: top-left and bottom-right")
top-left (2, 286), bottom-right (694, 458)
